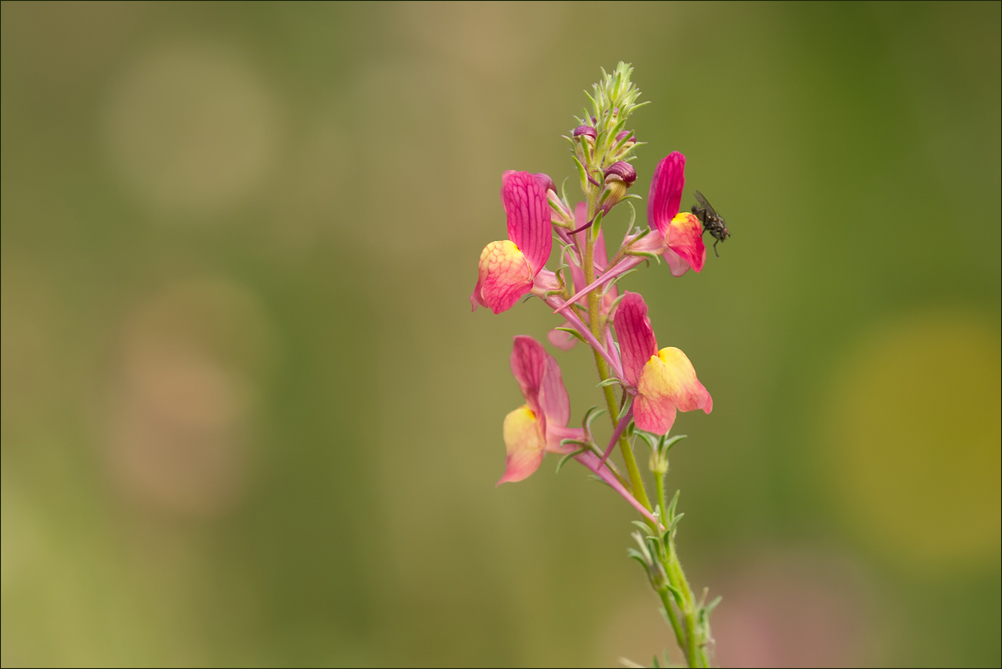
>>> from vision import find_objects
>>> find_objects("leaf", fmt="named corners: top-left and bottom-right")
top-left (572, 155), bottom-right (589, 192)
top-left (623, 200), bottom-right (637, 235)
top-left (597, 377), bottom-right (623, 388)
top-left (555, 448), bottom-right (588, 474)
top-left (582, 406), bottom-right (606, 432)
top-left (631, 520), bottom-right (655, 536)
top-left (626, 548), bottom-right (651, 567)
top-left (663, 434), bottom-right (688, 453)
top-left (591, 208), bottom-right (605, 237)
top-left (554, 327), bottom-right (587, 344)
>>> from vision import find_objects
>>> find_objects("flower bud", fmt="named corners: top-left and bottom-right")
top-left (615, 130), bottom-right (636, 145)
top-left (601, 161), bottom-right (636, 212)
top-left (603, 161), bottom-right (637, 186)
top-left (573, 125), bottom-right (597, 141)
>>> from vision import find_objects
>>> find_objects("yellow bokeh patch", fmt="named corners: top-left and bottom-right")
top-left (824, 309), bottom-right (1001, 571)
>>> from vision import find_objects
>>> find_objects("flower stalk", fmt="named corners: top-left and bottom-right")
top-left (471, 62), bottom-right (726, 667)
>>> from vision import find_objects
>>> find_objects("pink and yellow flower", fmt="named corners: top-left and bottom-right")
top-left (498, 335), bottom-right (661, 525)
top-left (613, 291), bottom-right (712, 434)
top-left (498, 335), bottom-right (576, 484)
top-left (646, 151), bottom-right (706, 276)
top-left (471, 171), bottom-right (555, 314)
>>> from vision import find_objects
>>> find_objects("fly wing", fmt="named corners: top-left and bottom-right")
top-left (694, 190), bottom-right (719, 218)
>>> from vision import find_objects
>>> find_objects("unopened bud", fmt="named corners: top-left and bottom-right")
top-left (603, 161), bottom-right (637, 186)
top-left (573, 125), bottom-right (597, 141)
top-left (615, 130), bottom-right (636, 145)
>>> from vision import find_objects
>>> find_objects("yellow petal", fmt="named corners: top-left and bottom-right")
top-left (497, 405), bottom-right (546, 485)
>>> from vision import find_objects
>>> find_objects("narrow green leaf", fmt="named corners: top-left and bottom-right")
top-left (663, 434), bottom-right (688, 452)
top-left (554, 327), bottom-right (587, 344)
top-left (555, 448), bottom-right (587, 474)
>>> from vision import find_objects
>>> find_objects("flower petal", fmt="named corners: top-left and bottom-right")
top-left (613, 292), bottom-right (659, 387)
top-left (663, 212), bottom-right (706, 275)
top-left (647, 152), bottom-right (686, 238)
top-left (633, 347), bottom-right (712, 434)
top-left (502, 170), bottom-right (552, 274)
top-left (663, 248), bottom-right (691, 277)
top-left (497, 405), bottom-right (546, 485)
top-left (472, 240), bottom-right (534, 314)
top-left (539, 352), bottom-right (570, 431)
top-left (656, 347), bottom-right (712, 414)
top-left (637, 354), bottom-right (680, 433)
top-left (511, 335), bottom-right (571, 440)
top-left (633, 390), bottom-right (678, 435)
top-left (510, 335), bottom-right (547, 419)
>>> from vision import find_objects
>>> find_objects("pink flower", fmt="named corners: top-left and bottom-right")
top-left (471, 171), bottom-right (554, 314)
top-left (613, 291), bottom-right (712, 434)
top-left (498, 335), bottom-right (575, 484)
top-left (498, 336), bottom-right (662, 526)
top-left (646, 151), bottom-right (706, 277)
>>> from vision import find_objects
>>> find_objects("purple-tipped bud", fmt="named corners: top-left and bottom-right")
top-left (615, 130), bottom-right (636, 145)
top-left (533, 173), bottom-right (556, 194)
top-left (604, 161), bottom-right (637, 186)
top-left (573, 125), bottom-right (597, 141)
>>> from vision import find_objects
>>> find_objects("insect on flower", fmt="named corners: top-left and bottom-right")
top-left (692, 190), bottom-right (730, 257)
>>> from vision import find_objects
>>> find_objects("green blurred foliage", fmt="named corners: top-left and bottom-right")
top-left (1, 2), bottom-right (999, 667)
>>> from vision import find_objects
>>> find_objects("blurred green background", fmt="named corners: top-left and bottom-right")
top-left (2, 2), bottom-right (999, 666)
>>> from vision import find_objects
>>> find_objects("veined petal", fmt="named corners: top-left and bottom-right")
top-left (663, 212), bottom-right (706, 275)
top-left (613, 292), bottom-right (659, 387)
top-left (497, 405), bottom-right (546, 485)
top-left (634, 390), bottom-right (678, 435)
top-left (511, 335), bottom-right (547, 420)
top-left (510, 335), bottom-right (571, 437)
top-left (502, 171), bottom-right (552, 274)
top-left (647, 152), bottom-right (686, 238)
top-left (539, 353), bottom-right (570, 430)
top-left (472, 240), bottom-right (534, 314)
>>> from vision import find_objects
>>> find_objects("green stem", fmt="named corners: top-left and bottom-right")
top-left (583, 196), bottom-right (653, 514)
top-left (657, 586), bottom-right (686, 662)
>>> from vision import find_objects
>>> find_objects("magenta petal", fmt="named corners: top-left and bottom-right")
top-left (538, 353), bottom-right (570, 429)
top-left (613, 292), bottom-right (659, 387)
top-left (532, 172), bottom-right (556, 194)
top-left (510, 335), bottom-right (547, 420)
top-left (647, 152), bottom-right (685, 238)
top-left (502, 171), bottom-right (552, 274)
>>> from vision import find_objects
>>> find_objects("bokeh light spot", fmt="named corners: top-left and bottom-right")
top-left (106, 277), bottom-right (275, 519)
top-left (104, 43), bottom-right (279, 217)
top-left (825, 309), bottom-right (1001, 569)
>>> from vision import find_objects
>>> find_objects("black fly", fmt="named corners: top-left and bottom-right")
top-left (692, 190), bottom-right (730, 257)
